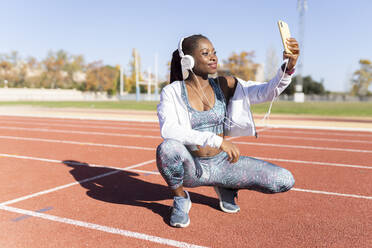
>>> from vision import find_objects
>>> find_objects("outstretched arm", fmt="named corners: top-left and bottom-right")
top-left (236, 38), bottom-right (300, 104)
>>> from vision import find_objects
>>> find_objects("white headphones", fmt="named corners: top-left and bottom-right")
top-left (178, 37), bottom-right (195, 80)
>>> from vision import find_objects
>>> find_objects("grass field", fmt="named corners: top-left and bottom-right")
top-left (0, 100), bottom-right (372, 117)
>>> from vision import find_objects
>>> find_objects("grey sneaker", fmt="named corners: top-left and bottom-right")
top-left (214, 187), bottom-right (240, 213)
top-left (170, 190), bottom-right (192, 228)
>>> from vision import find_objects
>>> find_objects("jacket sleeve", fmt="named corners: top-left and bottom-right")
top-left (157, 88), bottom-right (223, 148)
top-left (239, 63), bottom-right (293, 105)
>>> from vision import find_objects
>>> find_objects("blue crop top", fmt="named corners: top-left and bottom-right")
top-left (181, 78), bottom-right (226, 151)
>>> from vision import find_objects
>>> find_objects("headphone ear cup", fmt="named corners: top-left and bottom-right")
top-left (180, 55), bottom-right (195, 71)
top-left (182, 68), bottom-right (189, 80)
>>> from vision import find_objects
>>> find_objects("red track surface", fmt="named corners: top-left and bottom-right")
top-left (0, 115), bottom-right (371, 248)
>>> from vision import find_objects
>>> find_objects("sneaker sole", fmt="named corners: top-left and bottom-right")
top-left (214, 187), bottom-right (240, 214)
top-left (170, 198), bottom-right (192, 228)
top-left (170, 218), bottom-right (190, 228)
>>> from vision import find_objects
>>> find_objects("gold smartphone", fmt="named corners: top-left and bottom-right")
top-left (278, 20), bottom-right (292, 54)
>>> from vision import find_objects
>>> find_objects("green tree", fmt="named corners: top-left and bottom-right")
top-left (351, 59), bottom-right (372, 96)
top-left (283, 75), bottom-right (326, 95)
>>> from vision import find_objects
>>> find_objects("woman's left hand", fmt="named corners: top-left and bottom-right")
top-left (283, 38), bottom-right (300, 71)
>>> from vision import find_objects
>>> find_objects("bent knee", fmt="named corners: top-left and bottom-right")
top-left (156, 139), bottom-right (184, 155)
top-left (278, 169), bottom-right (295, 192)
top-left (156, 139), bottom-right (189, 165)
top-left (271, 168), bottom-right (295, 193)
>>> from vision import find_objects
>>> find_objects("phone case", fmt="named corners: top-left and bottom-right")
top-left (278, 20), bottom-right (292, 54)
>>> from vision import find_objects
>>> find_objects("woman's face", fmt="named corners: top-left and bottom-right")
top-left (191, 38), bottom-right (218, 76)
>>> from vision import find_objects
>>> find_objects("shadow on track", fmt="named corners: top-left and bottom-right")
top-left (62, 160), bottom-right (219, 226)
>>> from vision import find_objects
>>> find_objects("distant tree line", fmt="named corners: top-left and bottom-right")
top-left (1, 48), bottom-right (369, 97)
top-left (0, 50), bottom-right (121, 96)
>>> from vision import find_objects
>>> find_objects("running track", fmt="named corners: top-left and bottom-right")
top-left (0, 115), bottom-right (371, 248)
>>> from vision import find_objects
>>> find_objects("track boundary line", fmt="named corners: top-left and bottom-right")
top-left (0, 205), bottom-right (208, 248)
top-left (0, 120), bottom-right (159, 132)
top-left (0, 140), bottom-right (372, 169)
top-left (234, 141), bottom-right (372, 153)
top-left (107, 169), bottom-right (372, 200)
top-left (0, 158), bottom-right (155, 206)
top-left (1, 114), bottom-right (372, 132)
top-left (85, 168), bottom-right (372, 200)
top-left (2, 126), bottom-right (372, 153)
top-left (0, 113), bottom-right (159, 123)
top-left (0, 135), bottom-right (156, 151)
top-left (0, 114), bottom-right (159, 128)
top-left (255, 156), bottom-right (372, 169)
top-left (0, 126), bottom-right (161, 139)
top-left (0, 153), bottom-right (371, 206)
top-left (3, 118), bottom-right (372, 143)
top-left (0, 115), bottom-right (158, 127)
top-left (264, 129), bottom-right (372, 138)
top-left (291, 188), bottom-right (372, 200)
top-left (257, 134), bottom-right (372, 144)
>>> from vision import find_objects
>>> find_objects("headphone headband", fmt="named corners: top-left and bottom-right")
top-left (178, 37), bottom-right (185, 57)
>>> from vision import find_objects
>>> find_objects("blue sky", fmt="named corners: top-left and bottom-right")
top-left (1, 0), bottom-right (371, 92)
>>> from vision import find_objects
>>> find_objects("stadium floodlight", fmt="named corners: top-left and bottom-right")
top-left (294, 0), bottom-right (307, 102)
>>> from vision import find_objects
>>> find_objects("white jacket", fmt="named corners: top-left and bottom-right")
top-left (157, 64), bottom-right (293, 148)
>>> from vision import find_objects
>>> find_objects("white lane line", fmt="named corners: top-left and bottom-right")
top-left (258, 134), bottom-right (372, 145)
top-left (0, 120), bottom-right (159, 132)
top-left (93, 169), bottom-right (372, 200)
top-left (118, 168), bottom-right (372, 200)
top-left (1, 125), bottom-right (372, 154)
top-left (255, 157), bottom-right (372, 170)
top-left (0, 113), bottom-right (158, 123)
top-left (0, 152), bottom-right (370, 205)
top-left (61, 165), bottom-right (372, 200)
top-left (129, 169), bottom-right (160, 175)
top-left (0, 135), bottom-right (156, 151)
top-left (265, 128), bottom-right (372, 138)
top-left (257, 124), bottom-right (372, 133)
top-left (3, 113), bottom-right (372, 133)
top-left (235, 141), bottom-right (372, 154)
top-left (291, 188), bottom-right (372, 200)
top-left (0, 117), bottom-right (158, 127)
top-left (0, 158), bottom-right (155, 206)
top-left (1, 140), bottom-right (372, 172)
top-left (0, 126), bottom-right (160, 139)
top-left (0, 205), bottom-right (207, 248)
top-left (0, 153), bottom-right (154, 171)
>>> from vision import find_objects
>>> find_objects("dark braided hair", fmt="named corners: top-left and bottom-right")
top-left (170, 34), bottom-right (209, 83)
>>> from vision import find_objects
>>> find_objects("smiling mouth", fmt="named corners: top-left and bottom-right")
top-left (208, 63), bottom-right (217, 69)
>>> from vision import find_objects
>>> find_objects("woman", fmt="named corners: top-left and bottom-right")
top-left (156, 34), bottom-right (299, 228)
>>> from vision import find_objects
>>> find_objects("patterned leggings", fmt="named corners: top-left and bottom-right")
top-left (156, 139), bottom-right (295, 193)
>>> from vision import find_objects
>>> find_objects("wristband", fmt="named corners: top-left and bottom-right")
top-left (281, 64), bottom-right (295, 75)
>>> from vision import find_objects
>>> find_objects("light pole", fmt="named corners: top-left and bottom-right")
top-left (294, 0), bottom-right (307, 102)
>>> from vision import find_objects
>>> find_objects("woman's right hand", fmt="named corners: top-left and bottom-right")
top-left (220, 139), bottom-right (240, 163)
